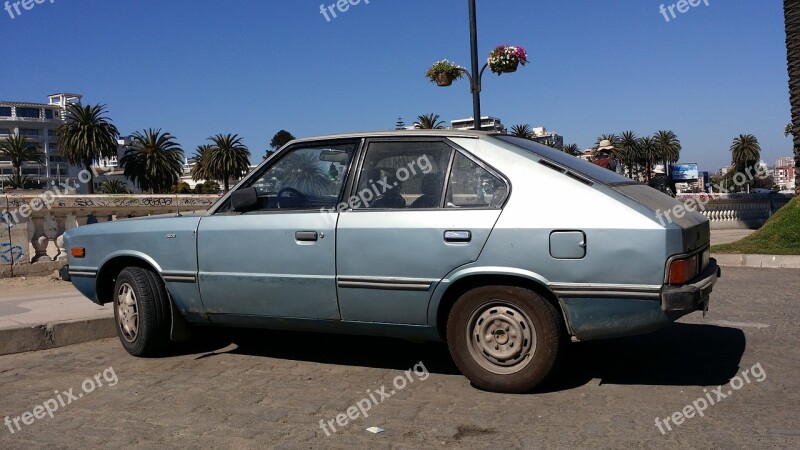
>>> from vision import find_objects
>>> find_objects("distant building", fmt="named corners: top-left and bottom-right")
top-left (0, 93), bottom-right (81, 189)
top-left (528, 127), bottom-right (563, 151)
top-left (450, 116), bottom-right (506, 133)
top-left (579, 149), bottom-right (594, 161)
top-left (775, 156), bottom-right (794, 168)
top-left (774, 165), bottom-right (796, 191)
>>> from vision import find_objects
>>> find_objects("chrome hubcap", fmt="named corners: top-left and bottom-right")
top-left (467, 301), bottom-right (535, 375)
top-left (116, 283), bottom-right (139, 343)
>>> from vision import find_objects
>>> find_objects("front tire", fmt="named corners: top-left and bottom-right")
top-left (113, 267), bottom-right (171, 356)
top-left (446, 286), bottom-right (562, 393)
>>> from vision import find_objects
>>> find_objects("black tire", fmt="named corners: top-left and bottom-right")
top-left (446, 286), bottom-right (562, 393)
top-left (113, 267), bottom-right (171, 356)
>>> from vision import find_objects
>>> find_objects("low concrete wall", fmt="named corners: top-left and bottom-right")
top-left (677, 193), bottom-right (794, 230)
top-left (1, 194), bottom-right (219, 278)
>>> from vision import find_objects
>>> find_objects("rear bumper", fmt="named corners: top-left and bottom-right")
top-left (661, 258), bottom-right (721, 314)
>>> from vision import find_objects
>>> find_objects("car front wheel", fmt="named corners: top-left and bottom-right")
top-left (446, 286), bottom-right (562, 393)
top-left (113, 267), bottom-right (171, 356)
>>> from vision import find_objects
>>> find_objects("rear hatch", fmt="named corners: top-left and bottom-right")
top-left (613, 184), bottom-right (710, 253)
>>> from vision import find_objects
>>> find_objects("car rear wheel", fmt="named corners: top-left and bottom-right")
top-left (113, 267), bottom-right (171, 356)
top-left (447, 286), bottom-right (562, 393)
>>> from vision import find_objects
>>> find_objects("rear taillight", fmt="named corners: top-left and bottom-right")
top-left (668, 254), bottom-right (699, 285)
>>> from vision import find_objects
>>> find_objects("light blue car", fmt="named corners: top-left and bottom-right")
top-left (66, 130), bottom-right (720, 393)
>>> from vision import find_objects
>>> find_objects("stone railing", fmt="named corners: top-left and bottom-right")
top-left (677, 193), bottom-right (794, 230)
top-left (1, 194), bottom-right (220, 277)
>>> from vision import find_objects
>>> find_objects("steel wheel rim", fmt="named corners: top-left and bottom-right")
top-left (466, 300), bottom-right (536, 375)
top-left (116, 282), bottom-right (139, 343)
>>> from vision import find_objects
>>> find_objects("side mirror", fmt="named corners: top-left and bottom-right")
top-left (231, 187), bottom-right (259, 212)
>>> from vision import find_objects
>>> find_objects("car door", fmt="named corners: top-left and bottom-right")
top-left (335, 139), bottom-right (508, 325)
top-left (196, 140), bottom-right (359, 320)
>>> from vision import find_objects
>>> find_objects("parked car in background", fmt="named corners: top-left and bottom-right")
top-left (65, 130), bottom-right (720, 393)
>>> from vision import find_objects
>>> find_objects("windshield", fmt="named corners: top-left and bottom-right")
top-left (495, 135), bottom-right (636, 186)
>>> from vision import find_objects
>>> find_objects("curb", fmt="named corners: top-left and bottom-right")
top-left (0, 317), bottom-right (116, 356)
top-left (712, 253), bottom-right (800, 269)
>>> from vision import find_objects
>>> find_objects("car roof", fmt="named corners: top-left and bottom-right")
top-left (286, 129), bottom-right (495, 144)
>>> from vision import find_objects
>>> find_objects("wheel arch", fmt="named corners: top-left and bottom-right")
top-left (432, 270), bottom-right (570, 340)
top-left (96, 253), bottom-right (164, 305)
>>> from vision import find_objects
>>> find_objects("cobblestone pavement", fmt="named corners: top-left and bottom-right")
top-left (1, 267), bottom-right (798, 449)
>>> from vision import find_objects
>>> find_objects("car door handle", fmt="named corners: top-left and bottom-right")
top-left (444, 230), bottom-right (472, 243)
top-left (295, 231), bottom-right (318, 242)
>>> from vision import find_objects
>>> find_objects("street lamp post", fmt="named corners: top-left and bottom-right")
top-left (427, 0), bottom-right (527, 132)
top-left (468, 0), bottom-right (482, 131)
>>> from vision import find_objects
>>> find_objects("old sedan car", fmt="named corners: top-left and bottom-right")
top-left (65, 130), bottom-right (720, 393)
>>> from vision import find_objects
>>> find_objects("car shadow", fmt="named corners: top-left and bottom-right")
top-left (535, 322), bottom-right (747, 393)
top-left (176, 321), bottom-right (746, 393)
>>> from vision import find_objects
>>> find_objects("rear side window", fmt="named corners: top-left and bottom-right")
top-left (353, 141), bottom-right (452, 209)
top-left (446, 152), bottom-right (507, 208)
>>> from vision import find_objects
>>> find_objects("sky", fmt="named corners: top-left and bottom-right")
top-left (0, 0), bottom-right (791, 171)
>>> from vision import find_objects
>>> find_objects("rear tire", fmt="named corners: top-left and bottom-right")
top-left (446, 286), bottom-right (562, 393)
top-left (113, 267), bottom-right (171, 356)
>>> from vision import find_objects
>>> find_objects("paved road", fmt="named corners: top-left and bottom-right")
top-left (1, 267), bottom-right (798, 449)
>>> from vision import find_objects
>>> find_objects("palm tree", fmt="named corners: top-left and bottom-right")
top-left (190, 144), bottom-right (214, 183)
top-left (730, 134), bottom-right (761, 173)
top-left (97, 179), bottom-right (130, 194)
top-left (120, 129), bottom-right (185, 194)
top-left (785, 123), bottom-right (793, 137)
top-left (413, 114), bottom-right (445, 129)
top-left (595, 133), bottom-right (620, 148)
top-left (785, 0), bottom-right (800, 190)
top-left (654, 130), bottom-right (681, 165)
top-left (562, 143), bottom-right (580, 156)
top-left (277, 151), bottom-right (333, 195)
top-left (509, 124), bottom-right (533, 139)
top-left (637, 136), bottom-right (659, 182)
top-left (0, 134), bottom-right (42, 178)
top-left (56, 103), bottom-right (120, 194)
top-left (618, 131), bottom-right (639, 180)
top-left (207, 134), bottom-right (251, 192)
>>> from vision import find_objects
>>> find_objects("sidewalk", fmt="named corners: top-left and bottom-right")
top-left (0, 229), bottom-right (795, 357)
top-left (0, 277), bottom-right (114, 356)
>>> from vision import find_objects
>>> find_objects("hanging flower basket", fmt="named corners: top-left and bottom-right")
top-left (435, 72), bottom-right (454, 86)
top-left (487, 45), bottom-right (528, 75)
top-left (426, 59), bottom-right (464, 86)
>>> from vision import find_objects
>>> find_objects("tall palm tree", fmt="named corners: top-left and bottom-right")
top-left (654, 130), bottom-right (681, 165)
top-left (0, 134), bottom-right (43, 178)
top-left (207, 134), bottom-right (251, 192)
top-left (120, 129), bottom-right (185, 194)
top-left (616, 131), bottom-right (639, 180)
top-left (190, 144), bottom-right (214, 183)
top-left (786, 0), bottom-right (800, 190)
top-left (595, 133), bottom-right (620, 148)
top-left (730, 134), bottom-right (761, 173)
top-left (277, 151), bottom-right (333, 195)
top-left (413, 114), bottom-right (445, 129)
top-left (56, 103), bottom-right (120, 194)
top-left (509, 124), bottom-right (533, 139)
top-left (562, 143), bottom-right (580, 156)
top-left (637, 136), bottom-right (659, 182)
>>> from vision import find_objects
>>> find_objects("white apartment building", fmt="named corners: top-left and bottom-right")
top-left (0, 93), bottom-right (82, 189)
top-left (450, 116), bottom-right (506, 133)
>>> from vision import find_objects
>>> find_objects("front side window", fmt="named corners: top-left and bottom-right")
top-left (446, 152), bottom-right (507, 208)
top-left (0, 107), bottom-right (12, 117)
top-left (353, 141), bottom-right (452, 209)
top-left (243, 142), bottom-right (357, 211)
